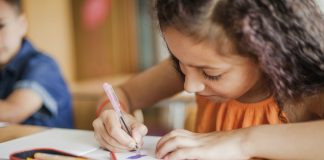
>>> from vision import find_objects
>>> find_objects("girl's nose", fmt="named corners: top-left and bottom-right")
top-left (184, 73), bottom-right (205, 93)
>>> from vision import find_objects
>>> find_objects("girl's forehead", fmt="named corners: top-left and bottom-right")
top-left (164, 27), bottom-right (254, 69)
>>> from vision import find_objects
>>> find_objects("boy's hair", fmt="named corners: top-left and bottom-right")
top-left (5, 0), bottom-right (22, 14)
top-left (156, 0), bottom-right (324, 104)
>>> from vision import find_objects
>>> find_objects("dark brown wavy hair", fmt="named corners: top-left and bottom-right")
top-left (156, 0), bottom-right (324, 113)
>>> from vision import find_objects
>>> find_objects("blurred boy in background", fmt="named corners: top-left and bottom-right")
top-left (0, 0), bottom-right (73, 128)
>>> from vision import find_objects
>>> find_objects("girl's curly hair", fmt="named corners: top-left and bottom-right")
top-left (156, 0), bottom-right (324, 107)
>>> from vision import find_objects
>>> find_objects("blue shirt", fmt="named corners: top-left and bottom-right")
top-left (0, 39), bottom-right (74, 128)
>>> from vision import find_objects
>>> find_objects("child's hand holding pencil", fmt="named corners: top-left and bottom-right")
top-left (92, 83), bottom-right (148, 153)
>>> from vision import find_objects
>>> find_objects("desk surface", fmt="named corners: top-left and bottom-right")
top-left (0, 124), bottom-right (46, 143)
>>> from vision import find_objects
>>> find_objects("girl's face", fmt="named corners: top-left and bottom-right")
top-left (164, 27), bottom-right (267, 103)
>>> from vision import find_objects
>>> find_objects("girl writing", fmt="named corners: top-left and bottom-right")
top-left (93, 0), bottom-right (324, 159)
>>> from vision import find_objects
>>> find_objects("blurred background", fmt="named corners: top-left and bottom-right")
top-left (22, 0), bottom-right (195, 135)
top-left (22, 0), bottom-right (324, 135)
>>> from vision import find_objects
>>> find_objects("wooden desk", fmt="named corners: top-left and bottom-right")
top-left (0, 124), bottom-right (46, 143)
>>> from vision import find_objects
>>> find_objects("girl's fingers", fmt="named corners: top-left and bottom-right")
top-left (156, 129), bottom-right (193, 151)
top-left (164, 147), bottom-right (201, 160)
top-left (93, 118), bottom-right (127, 152)
top-left (131, 123), bottom-right (148, 145)
top-left (156, 135), bottom-right (197, 159)
top-left (100, 123), bottom-right (132, 151)
top-left (95, 131), bottom-right (125, 152)
top-left (101, 110), bottom-right (137, 149)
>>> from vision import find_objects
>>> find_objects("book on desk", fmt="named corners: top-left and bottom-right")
top-left (0, 128), bottom-right (159, 160)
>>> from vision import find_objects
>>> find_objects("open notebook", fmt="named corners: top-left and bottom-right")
top-left (0, 128), bottom-right (160, 160)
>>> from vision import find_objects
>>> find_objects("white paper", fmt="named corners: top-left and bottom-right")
top-left (0, 128), bottom-right (160, 160)
top-left (85, 136), bottom-right (160, 160)
top-left (0, 122), bottom-right (9, 128)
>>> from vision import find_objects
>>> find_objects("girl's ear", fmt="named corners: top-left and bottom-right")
top-left (17, 14), bottom-right (28, 37)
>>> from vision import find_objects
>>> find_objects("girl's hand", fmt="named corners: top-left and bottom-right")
top-left (156, 129), bottom-right (250, 160)
top-left (93, 109), bottom-right (148, 152)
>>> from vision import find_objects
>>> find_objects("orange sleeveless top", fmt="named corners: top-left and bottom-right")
top-left (195, 95), bottom-right (288, 133)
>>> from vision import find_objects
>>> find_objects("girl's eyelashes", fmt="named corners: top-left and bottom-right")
top-left (179, 61), bottom-right (222, 81)
top-left (202, 71), bottom-right (221, 81)
top-left (170, 54), bottom-right (222, 81)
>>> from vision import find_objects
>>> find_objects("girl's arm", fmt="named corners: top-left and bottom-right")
top-left (97, 57), bottom-right (184, 113)
top-left (156, 120), bottom-right (324, 159)
top-left (119, 57), bottom-right (184, 112)
top-left (245, 120), bottom-right (324, 159)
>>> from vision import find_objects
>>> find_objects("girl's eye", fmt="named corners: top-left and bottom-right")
top-left (202, 72), bottom-right (221, 81)
top-left (0, 24), bottom-right (4, 29)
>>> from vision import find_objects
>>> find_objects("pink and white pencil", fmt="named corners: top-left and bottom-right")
top-left (102, 83), bottom-right (140, 154)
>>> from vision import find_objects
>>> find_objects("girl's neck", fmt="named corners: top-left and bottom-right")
top-left (236, 77), bottom-right (272, 103)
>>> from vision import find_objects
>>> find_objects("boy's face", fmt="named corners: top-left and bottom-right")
top-left (164, 27), bottom-right (269, 103)
top-left (0, 0), bottom-right (27, 66)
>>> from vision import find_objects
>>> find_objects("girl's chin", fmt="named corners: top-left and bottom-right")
top-left (201, 95), bottom-right (228, 102)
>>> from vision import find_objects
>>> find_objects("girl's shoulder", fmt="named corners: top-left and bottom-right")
top-left (287, 93), bottom-right (324, 122)
top-left (305, 93), bottom-right (324, 119)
